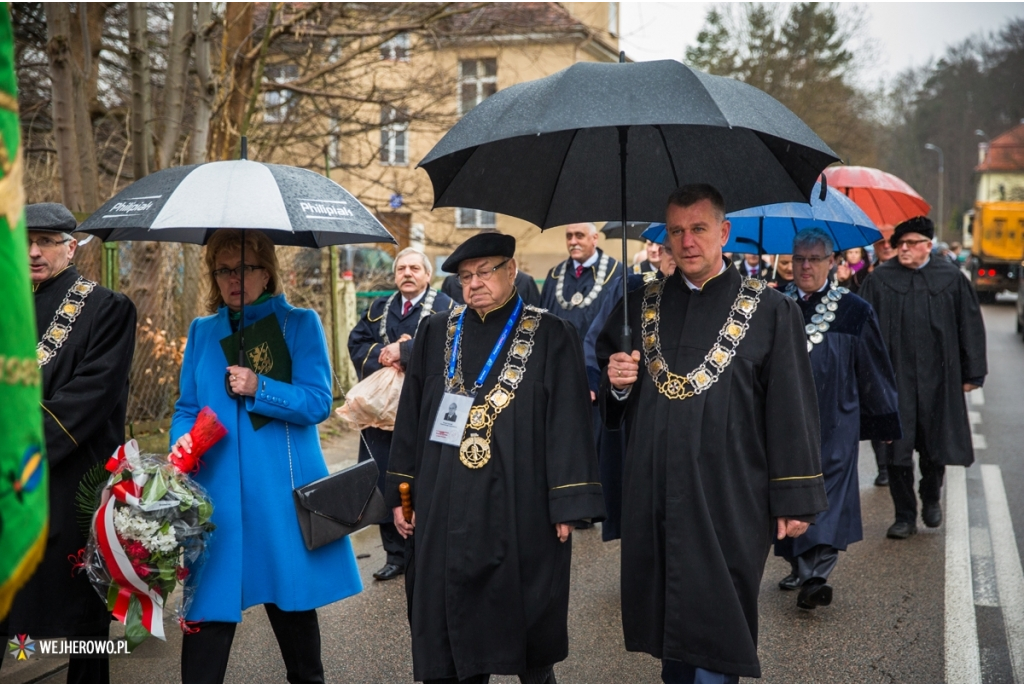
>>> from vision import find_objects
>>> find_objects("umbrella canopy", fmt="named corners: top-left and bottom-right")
top-left (601, 221), bottom-right (653, 241)
top-left (419, 59), bottom-right (839, 227)
top-left (78, 159), bottom-right (395, 246)
top-left (825, 166), bottom-right (930, 235)
top-left (642, 181), bottom-right (882, 254)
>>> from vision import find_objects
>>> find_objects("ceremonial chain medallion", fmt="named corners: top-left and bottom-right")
top-left (37, 277), bottom-right (95, 367)
top-left (641, 278), bottom-right (765, 400)
top-left (378, 289), bottom-right (437, 344)
top-left (443, 304), bottom-right (543, 469)
top-left (785, 284), bottom-right (849, 352)
top-left (555, 253), bottom-right (611, 310)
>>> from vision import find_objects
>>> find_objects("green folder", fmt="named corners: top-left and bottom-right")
top-left (220, 314), bottom-right (292, 431)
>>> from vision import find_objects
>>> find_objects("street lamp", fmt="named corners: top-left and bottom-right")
top-left (924, 143), bottom-right (944, 240)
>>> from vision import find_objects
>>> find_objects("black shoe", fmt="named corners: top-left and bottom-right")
top-left (874, 468), bottom-right (889, 487)
top-left (797, 579), bottom-right (833, 610)
top-left (923, 502), bottom-right (943, 528)
top-left (886, 521), bottom-right (917, 539)
top-left (778, 573), bottom-right (802, 591)
top-left (373, 563), bottom-right (405, 581)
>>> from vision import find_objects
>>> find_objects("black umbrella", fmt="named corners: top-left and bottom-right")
top-left (601, 221), bottom-right (652, 241)
top-left (419, 57), bottom-right (839, 350)
top-left (79, 140), bottom-right (395, 396)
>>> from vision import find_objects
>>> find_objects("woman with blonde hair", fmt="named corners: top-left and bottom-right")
top-left (170, 229), bottom-right (362, 683)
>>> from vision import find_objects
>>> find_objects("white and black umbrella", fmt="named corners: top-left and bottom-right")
top-left (79, 145), bottom-right (395, 396)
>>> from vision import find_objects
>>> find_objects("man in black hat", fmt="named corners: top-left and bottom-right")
top-left (347, 247), bottom-right (454, 581)
top-left (0, 203), bottom-right (136, 683)
top-left (386, 232), bottom-right (604, 684)
top-left (859, 216), bottom-right (987, 539)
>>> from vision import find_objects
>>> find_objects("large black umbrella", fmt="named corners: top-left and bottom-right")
top-left (79, 142), bottom-right (395, 395)
top-left (419, 58), bottom-right (839, 349)
top-left (601, 221), bottom-right (652, 241)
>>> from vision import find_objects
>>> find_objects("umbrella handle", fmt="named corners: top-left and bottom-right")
top-left (225, 371), bottom-right (239, 399)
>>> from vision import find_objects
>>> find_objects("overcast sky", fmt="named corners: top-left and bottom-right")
top-left (619, 2), bottom-right (1024, 86)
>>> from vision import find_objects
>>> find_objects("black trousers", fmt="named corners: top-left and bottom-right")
top-left (181, 604), bottom-right (323, 684)
top-left (888, 449), bottom-right (945, 523)
top-left (870, 440), bottom-right (888, 472)
top-left (380, 521), bottom-right (406, 567)
top-left (423, 665), bottom-right (555, 684)
top-left (785, 544), bottom-right (840, 584)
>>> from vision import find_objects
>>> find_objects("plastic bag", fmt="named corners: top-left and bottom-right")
top-left (336, 366), bottom-right (405, 431)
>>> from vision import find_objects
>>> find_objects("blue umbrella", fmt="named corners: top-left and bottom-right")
top-left (641, 181), bottom-right (882, 255)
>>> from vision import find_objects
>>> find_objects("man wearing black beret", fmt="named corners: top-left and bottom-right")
top-left (859, 215), bottom-right (987, 539)
top-left (1, 203), bottom-right (136, 683)
top-left (386, 232), bottom-right (604, 683)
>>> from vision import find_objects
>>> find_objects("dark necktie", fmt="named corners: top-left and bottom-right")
top-left (402, 301), bottom-right (412, 316)
top-left (575, 264), bottom-right (584, 278)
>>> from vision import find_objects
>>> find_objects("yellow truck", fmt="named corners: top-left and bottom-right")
top-left (965, 202), bottom-right (1024, 303)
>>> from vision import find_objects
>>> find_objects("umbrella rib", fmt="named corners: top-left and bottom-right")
top-left (653, 125), bottom-right (680, 189)
top-left (540, 128), bottom-right (581, 229)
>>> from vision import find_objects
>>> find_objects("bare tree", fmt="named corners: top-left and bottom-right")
top-left (190, 2), bottom-right (215, 165)
top-left (127, 2), bottom-right (151, 179)
top-left (43, 3), bottom-right (84, 211)
top-left (158, 2), bottom-right (194, 169)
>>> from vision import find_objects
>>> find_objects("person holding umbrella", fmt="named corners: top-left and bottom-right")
top-left (597, 184), bottom-right (826, 683)
top-left (169, 229), bottom-right (362, 683)
top-left (774, 227), bottom-right (901, 610)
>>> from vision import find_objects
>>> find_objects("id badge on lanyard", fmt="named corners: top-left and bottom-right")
top-left (430, 392), bottom-right (475, 446)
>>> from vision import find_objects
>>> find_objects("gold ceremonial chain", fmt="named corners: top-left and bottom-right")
top-left (37, 277), bottom-right (95, 367)
top-left (641, 277), bottom-right (765, 400)
top-left (554, 253), bottom-right (610, 310)
top-left (442, 304), bottom-right (543, 468)
top-left (785, 284), bottom-right (849, 353)
top-left (379, 289), bottom-right (437, 344)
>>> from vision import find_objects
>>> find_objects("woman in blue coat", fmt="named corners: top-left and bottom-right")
top-left (171, 229), bottom-right (362, 683)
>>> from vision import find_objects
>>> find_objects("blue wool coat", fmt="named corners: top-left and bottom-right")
top-left (171, 294), bottom-right (362, 623)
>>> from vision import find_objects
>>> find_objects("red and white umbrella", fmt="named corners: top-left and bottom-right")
top-left (826, 166), bottom-right (930, 237)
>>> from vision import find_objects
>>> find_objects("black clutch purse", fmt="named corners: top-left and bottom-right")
top-left (292, 459), bottom-right (389, 551)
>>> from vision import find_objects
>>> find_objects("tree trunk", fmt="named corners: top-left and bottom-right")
top-left (190, 2), bottom-right (215, 165)
top-left (43, 3), bottom-right (84, 212)
top-left (127, 3), bottom-right (151, 180)
top-left (208, 2), bottom-right (254, 162)
top-left (158, 2), bottom-right (194, 170)
top-left (68, 5), bottom-right (99, 212)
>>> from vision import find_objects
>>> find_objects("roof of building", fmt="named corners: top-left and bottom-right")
top-left (976, 122), bottom-right (1024, 173)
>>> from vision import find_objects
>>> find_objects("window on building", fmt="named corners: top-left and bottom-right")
top-left (456, 207), bottom-right (496, 229)
top-left (264, 64), bottom-right (298, 124)
top-left (380, 33), bottom-right (410, 61)
top-left (608, 2), bottom-right (619, 36)
top-left (459, 58), bottom-right (497, 115)
top-left (380, 107), bottom-right (409, 166)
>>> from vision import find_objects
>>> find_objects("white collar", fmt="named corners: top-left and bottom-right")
top-left (573, 250), bottom-right (600, 270)
top-left (682, 260), bottom-right (729, 292)
top-left (402, 289), bottom-right (427, 308)
top-left (796, 282), bottom-right (829, 299)
top-left (917, 256), bottom-right (930, 270)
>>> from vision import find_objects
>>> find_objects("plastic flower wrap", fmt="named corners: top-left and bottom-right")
top-left (75, 407), bottom-right (226, 650)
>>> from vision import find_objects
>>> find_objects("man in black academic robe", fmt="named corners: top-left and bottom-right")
top-left (387, 233), bottom-right (604, 684)
top-left (347, 248), bottom-right (453, 581)
top-left (540, 222), bottom-right (623, 340)
top-left (630, 240), bottom-right (662, 276)
top-left (442, 268), bottom-right (541, 306)
top-left (0, 204), bottom-right (136, 684)
top-left (858, 216), bottom-right (987, 539)
top-left (773, 228), bottom-right (902, 610)
top-left (599, 185), bottom-right (827, 683)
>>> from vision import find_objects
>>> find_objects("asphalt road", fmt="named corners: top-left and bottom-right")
top-left (5, 302), bottom-right (1023, 684)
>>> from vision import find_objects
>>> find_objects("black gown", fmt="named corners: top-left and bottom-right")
top-left (2, 265), bottom-right (136, 638)
top-left (441, 271), bottom-right (541, 307)
top-left (597, 266), bottom-right (827, 678)
top-left (858, 257), bottom-right (987, 467)
top-left (774, 290), bottom-right (901, 562)
top-left (386, 293), bottom-right (605, 681)
top-left (539, 249), bottom-right (623, 341)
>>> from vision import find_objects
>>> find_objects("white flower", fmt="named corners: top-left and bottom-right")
top-left (113, 506), bottom-right (180, 554)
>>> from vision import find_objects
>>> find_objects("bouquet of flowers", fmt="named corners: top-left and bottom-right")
top-left (75, 407), bottom-right (226, 650)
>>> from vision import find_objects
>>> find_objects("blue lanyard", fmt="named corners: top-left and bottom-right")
top-left (447, 297), bottom-right (523, 393)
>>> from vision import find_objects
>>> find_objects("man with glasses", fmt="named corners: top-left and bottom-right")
top-left (772, 228), bottom-right (901, 610)
top-left (859, 216), bottom-right (987, 539)
top-left (597, 184), bottom-right (826, 684)
top-left (347, 247), bottom-right (454, 581)
top-left (1, 204), bottom-right (136, 683)
top-left (387, 232), bottom-right (604, 684)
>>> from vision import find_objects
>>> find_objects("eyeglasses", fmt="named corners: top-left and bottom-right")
top-left (457, 259), bottom-right (509, 286)
top-left (895, 238), bottom-right (931, 248)
top-left (791, 255), bottom-right (830, 265)
top-left (211, 265), bottom-right (266, 280)
top-left (28, 236), bottom-right (70, 249)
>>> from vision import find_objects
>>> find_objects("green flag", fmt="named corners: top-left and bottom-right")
top-left (0, 3), bottom-right (47, 620)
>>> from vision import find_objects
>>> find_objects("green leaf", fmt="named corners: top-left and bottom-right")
top-left (197, 499), bottom-right (213, 524)
top-left (143, 469), bottom-right (168, 505)
top-left (75, 462), bottom-right (110, 538)
top-left (106, 582), bottom-right (120, 612)
top-left (124, 594), bottom-right (151, 652)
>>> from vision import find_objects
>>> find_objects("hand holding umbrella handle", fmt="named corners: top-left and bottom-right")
top-left (225, 372), bottom-right (239, 399)
top-left (399, 482), bottom-right (414, 524)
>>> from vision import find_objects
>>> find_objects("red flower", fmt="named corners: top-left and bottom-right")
top-left (132, 562), bottom-right (150, 579)
top-left (124, 540), bottom-right (149, 562)
top-left (175, 566), bottom-right (189, 581)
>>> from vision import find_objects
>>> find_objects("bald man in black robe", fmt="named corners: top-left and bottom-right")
top-left (598, 185), bottom-right (826, 683)
top-left (387, 232), bottom-right (604, 684)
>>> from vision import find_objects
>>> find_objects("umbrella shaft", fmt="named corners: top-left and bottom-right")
top-left (618, 126), bottom-right (632, 353)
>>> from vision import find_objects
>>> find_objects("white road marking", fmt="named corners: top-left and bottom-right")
top-left (981, 464), bottom-right (1024, 683)
top-left (969, 525), bottom-right (1000, 607)
top-left (968, 388), bottom-right (985, 406)
top-left (972, 434), bottom-right (988, 450)
top-left (969, 411), bottom-right (982, 425)
top-left (945, 466), bottom-right (982, 684)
